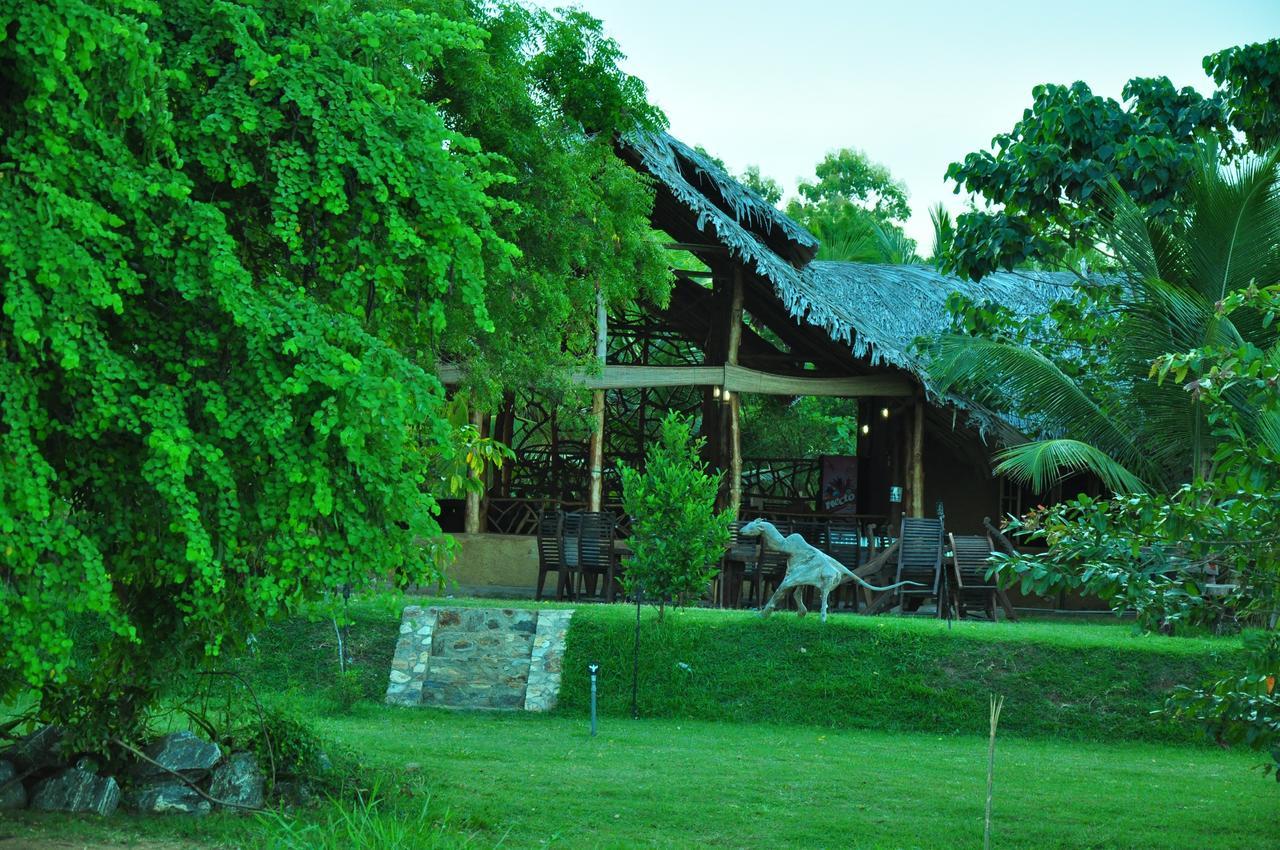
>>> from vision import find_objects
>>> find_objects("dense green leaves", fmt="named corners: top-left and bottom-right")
top-left (0, 0), bottom-right (667, 744)
top-left (1206, 40), bottom-right (1280, 152)
top-left (945, 75), bottom-right (1231, 280)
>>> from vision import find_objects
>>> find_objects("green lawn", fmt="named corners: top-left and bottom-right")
top-left (4, 707), bottom-right (1277, 849)
top-left (4, 599), bottom-right (1272, 849)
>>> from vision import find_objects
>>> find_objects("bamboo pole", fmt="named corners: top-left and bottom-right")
top-left (727, 268), bottom-right (744, 519)
top-left (587, 282), bottom-right (607, 512)
top-left (464, 407), bottom-right (484, 534)
top-left (909, 395), bottom-right (925, 518)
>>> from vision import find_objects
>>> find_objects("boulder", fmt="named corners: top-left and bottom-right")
top-left (3, 725), bottom-right (64, 772)
top-left (0, 759), bottom-right (27, 810)
top-left (125, 781), bottom-right (211, 816)
top-left (30, 768), bottom-right (120, 816)
top-left (135, 731), bottom-right (221, 779)
top-left (209, 752), bottom-right (264, 810)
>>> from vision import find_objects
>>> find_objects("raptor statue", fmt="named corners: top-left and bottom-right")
top-left (740, 519), bottom-right (921, 623)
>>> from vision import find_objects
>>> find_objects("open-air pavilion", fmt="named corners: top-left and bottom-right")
top-left (440, 131), bottom-right (1092, 608)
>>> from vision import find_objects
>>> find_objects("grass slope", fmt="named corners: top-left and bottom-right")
top-left (558, 605), bottom-right (1243, 744)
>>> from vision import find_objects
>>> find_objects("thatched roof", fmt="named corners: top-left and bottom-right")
top-left (791, 262), bottom-right (1079, 388)
top-left (620, 131), bottom-right (819, 268)
top-left (623, 129), bottom-right (1091, 438)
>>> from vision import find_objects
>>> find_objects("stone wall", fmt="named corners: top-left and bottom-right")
top-left (436, 533), bottom-right (539, 598)
top-left (385, 606), bottom-right (574, 712)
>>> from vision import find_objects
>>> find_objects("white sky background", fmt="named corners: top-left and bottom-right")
top-left (529, 0), bottom-right (1279, 249)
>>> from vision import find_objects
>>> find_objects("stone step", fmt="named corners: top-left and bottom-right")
top-left (385, 606), bottom-right (574, 712)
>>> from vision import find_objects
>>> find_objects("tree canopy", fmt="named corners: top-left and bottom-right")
top-left (0, 0), bottom-right (666, 743)
top-left (787, 149), bottom-right (918, 264)
top-left (943, 38), bottom-right (1280, 281)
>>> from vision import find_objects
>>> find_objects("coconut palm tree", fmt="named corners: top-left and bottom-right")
top-left (929, 147), bottom-right (1280, 494)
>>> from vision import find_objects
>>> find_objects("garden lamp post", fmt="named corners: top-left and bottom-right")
top-left (589, 663), bottom-right (599, 737)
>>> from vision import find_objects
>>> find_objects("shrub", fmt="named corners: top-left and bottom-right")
top-left (618, 412), bottom-right (732, 618)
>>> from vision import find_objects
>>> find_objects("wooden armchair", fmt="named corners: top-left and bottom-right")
top-left (895, 517), bottom-right (944, 615)
top-left (949, 533), bottom-right (999, 620)
top-left (534, 509), bottom-right (568, 601)
top-left (826, 521), bottom-right (863, 612)
top-left (576, 512), bottom-right (619, 602)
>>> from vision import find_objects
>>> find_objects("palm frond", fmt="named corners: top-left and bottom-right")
top-left (994, 439), bottom-right (1147, 495)
top-left (930, 335), bottom-right (1159, 485)
top-left (1184, 147), bottom-right (1280, 303)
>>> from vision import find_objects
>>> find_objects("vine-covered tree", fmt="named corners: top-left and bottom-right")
top-left (0, 0), bottom-right (666, 745)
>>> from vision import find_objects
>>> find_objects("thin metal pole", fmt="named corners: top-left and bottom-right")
top-left (589, 664), bottom-right (599, 737)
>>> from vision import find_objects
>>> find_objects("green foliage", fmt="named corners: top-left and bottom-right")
top-left (618, 413), bottom-right (732, 616)
top-left (260, 785), bottom-right (477, 849)
top-left (1206, 40), bottom-right (1280, 152)
top-left (797, 147), bottom-right (911, 222)
top-left (0, 0), bottom-right (667, 744)
top-left (932, 147), bottom-right (1280, 494)
top-left (738, 164), bottom-right (783, 206)
top-left (786, 148), bottom-right (918, 264)
top-left (944, 72), bottom-right (1232, 279)
top-left (1167, 631), bottom-right (1280, 780)
top-left (426, 2), bottom-right (670, 402)
top-left (740, 395), bottom-right (858, 459)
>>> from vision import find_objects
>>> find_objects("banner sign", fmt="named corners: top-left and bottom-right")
top-left (820, 455), bottom-right (858, 514)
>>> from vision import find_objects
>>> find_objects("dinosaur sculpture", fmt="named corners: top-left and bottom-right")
top-left (740, 519), bottom-right (922, 623)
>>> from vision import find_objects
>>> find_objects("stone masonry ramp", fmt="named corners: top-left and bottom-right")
top-left (385, 606), bottom-right (573, 711)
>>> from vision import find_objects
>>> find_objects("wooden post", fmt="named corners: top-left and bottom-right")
top-left (726, 268), bottom-right (744, 519)
top-left (587, 282), bottom-right (607, 512)
top-left (464, 407), bottom-right (484, 533)
top-left (909, 394), bottom-right (925, 518)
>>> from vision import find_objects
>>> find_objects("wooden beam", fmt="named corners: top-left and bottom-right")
top-left (437, 363), bottom-right (914, 397)
top-left (722, 365), bottom-right (912, 397)
top-left (664, 241), bottom-right (729, 256)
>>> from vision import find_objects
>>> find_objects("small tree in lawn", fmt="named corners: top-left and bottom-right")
top-left (619, 412), bottom-right (733, 619)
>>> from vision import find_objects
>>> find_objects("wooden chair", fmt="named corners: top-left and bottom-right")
top-left (576, 512), bottom-right (619, 602)
top-left (534, 509), bottom-right (568, 601)
top-left (949, 533), bottom-right (999, 620)
top-left (720, 520), bottom-right (762, 608)
top-left (826, 521), bottom-right (862, 612)
top-left (895, 517), bottom-right (944, 615)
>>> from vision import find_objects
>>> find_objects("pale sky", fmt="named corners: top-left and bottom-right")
top-left (531, 0), bottom-right (1279, 248)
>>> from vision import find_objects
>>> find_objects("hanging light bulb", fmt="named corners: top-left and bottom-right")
top-left (722, 390), bottom-right (733, 403)
top-left (880, 406), bottom-right (890, 419)
top-left (712, 386), bottom-right (721, 399)
top-left (860, 423), bottom-right (870, 435)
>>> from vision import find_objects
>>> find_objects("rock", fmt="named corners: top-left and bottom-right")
top-left (30, 768), bottom-right (120, 816)
top-left (3, 725), bottom-right (64, 771)
top-left (272, 780), bottom-right (314, 808)
top-left (125, 781), bottom-right (211, 815)
top-left (209, 753), bottom-right (263, 810)
top-left (135, 731), bottom-right (221, 779)
top-left (316, 751), bottom-right (333, 773)
top-left (0, 759), bottom-right (27, 810)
